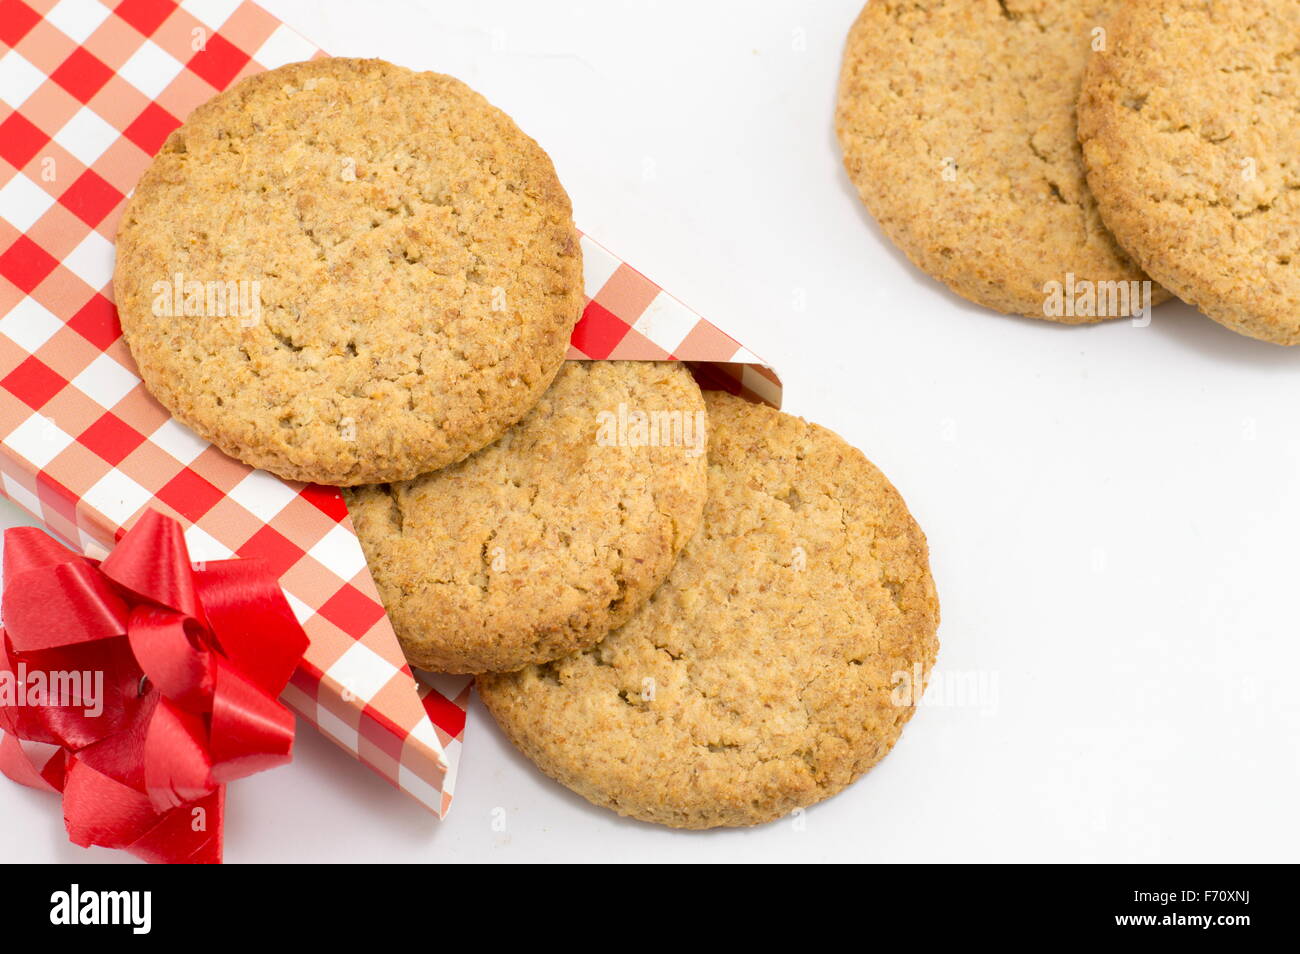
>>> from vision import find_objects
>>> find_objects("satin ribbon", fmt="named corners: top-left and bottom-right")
top-left (0, 510), bottom-right (309, 863)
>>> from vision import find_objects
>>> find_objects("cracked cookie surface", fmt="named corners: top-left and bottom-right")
top-left (114, 57), bottom-right (583, 485)
top-left (1078, 0), bottom-right (1300, 344)
top-left (836, 0), bottom-right (1164, 319)
top-left (477, 391), bottom-right (940, 828)
top-left (345, 361), bottom-right (708, 674)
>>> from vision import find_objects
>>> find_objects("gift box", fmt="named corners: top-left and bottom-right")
top-left (0, 0), bottom-right (780, 826)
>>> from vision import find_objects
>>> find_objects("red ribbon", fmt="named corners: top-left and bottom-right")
top-left (0, 510), bottom-right (309, 863)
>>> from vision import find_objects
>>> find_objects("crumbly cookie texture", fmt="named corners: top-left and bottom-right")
top-left (114, 57), bottom-right (583, 485)
top-left (836, 0), bottom-right (1165, 319)
top-left (478, 392), bottom-right (940, 829)
top-left (345, 361), bottom-right (708, 674)
top-left (1078, 0), bottom-right (1300, 344)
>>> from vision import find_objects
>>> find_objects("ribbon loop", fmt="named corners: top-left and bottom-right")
top-left (209, 657), bottom-right (296, 782)
top-left (196, 558), bottom-right (309, 696)
top-left (127, 606), bottom-right (213, 713)
top-left (100, 510), bottom-right (203, 621)
top-left (3, 559), bottom-right (129, 653)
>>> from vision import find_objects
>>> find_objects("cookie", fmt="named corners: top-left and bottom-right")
top-left (345, 361), bottom-right (708, 674)
top-left (1077, 0), bottom-right (1300, 344)
top-left (114, 58), bottom-right (583, 485)
top-left (478, 392), bottom-right (940, 828)
top-left (836, 0), bottom-right (1166, 320)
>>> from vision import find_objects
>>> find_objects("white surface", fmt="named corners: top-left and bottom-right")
top-left (3, 0), bottom-right (1298, 863)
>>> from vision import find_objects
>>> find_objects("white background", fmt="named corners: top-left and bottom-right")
top-left (3, 0), bottom-right (1298, 863)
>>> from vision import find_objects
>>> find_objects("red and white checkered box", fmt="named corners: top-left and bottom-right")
top-left (0, 0), bottom-right (780, 820)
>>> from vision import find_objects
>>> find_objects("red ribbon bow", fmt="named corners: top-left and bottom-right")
top-left (0, 510), bottom-right (309, 863)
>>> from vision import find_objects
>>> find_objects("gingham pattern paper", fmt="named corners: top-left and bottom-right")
top-left (0, 0), bottom-right (781, 821)
top-left (571, 233), bottom-right (781, 406)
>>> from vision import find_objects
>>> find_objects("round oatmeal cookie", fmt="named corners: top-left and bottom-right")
top-left (1077, 0), bottom-right (1300, 344)
top-left (478, 391), bottom-right (940, 828)
top-left (836, 0), bottom-right (1166, 320)
top-left (345, 361), bottom-right (708, 674)
top-left (113, 57), bottom-right (583, 485)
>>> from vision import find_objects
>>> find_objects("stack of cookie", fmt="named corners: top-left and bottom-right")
top-left (837, 0), bottom-right (1300, 345)
top-left (113, 57), bottom-right (940, 829)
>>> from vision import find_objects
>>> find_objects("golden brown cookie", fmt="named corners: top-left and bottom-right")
top-left (836, 0), bottom-right (1165, 320)
top-left (114, 58), bottom-right (583, 485)
top-left (1078, 0), bottom-right (1300, 344)
top-left (478, 392), bottom-right (940, 828)
top-left (345, 361), bottom-right (708, 674)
